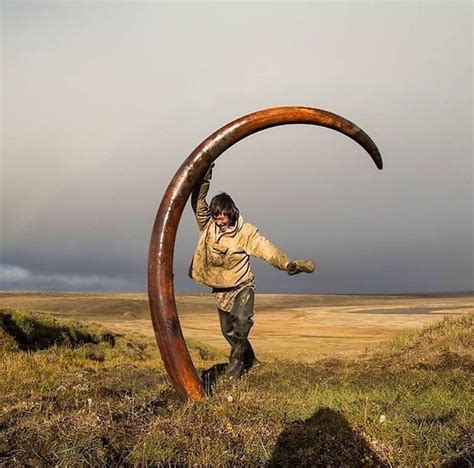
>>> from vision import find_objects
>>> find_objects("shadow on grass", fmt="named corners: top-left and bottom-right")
top-left (269, 407), bottom-right (387, 467)
top-left (200, 363), bottom-right (228, 395)
top-left (200, 358), bottom-right (263, 395)
top-left (0, 310), bottom-right (104, 351)
top-left (442, 451), bottom-right (474, 467)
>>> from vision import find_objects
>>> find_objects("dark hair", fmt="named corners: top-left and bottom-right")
top-left (209, 192), bottom-right (240, 226)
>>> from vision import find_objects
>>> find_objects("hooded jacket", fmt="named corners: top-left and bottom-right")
top-left (188, 175), bottom-right (290, 289)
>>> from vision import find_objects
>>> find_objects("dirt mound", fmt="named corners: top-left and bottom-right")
top-left (0, 309), bottom-right (115, 351)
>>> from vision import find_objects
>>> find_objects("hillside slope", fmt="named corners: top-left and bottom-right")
top-left (0, 309), bottom-right (472, 466)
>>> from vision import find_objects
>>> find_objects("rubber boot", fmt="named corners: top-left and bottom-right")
top-left (242, 340), bottom-right (256, 371)
top-left (222, 286), bottom-right (256, 380)
top-left (225, 343), bottom-right (245, 380)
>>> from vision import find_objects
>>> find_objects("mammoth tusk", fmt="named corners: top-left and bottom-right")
top-left (147, 106), bottom-right (383, 401)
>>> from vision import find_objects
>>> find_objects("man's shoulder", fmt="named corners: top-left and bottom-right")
top-left (240, 222), bottom-right (259, 236)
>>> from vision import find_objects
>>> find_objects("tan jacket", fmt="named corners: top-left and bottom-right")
top-left (188, 177), bottom-right (290, 288)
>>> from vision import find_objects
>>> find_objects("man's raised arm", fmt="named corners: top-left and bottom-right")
top-left (191, 162), bottom-right (214, 231)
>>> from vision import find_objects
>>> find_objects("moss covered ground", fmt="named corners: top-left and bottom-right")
top-left (0, 309), bottom-right (472, 466)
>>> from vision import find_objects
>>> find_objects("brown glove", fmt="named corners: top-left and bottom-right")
top-left (286, 259), bottom-right (316, 276)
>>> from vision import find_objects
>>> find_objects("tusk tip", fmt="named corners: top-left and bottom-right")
top-left (372, 150), bottom-right (383, 170)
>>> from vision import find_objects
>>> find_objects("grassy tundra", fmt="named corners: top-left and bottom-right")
top-left (0, 293), bottom-right (472, 465)
top-left (1, 292), bottom-right (472, 361)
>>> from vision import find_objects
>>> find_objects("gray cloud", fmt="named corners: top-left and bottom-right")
top-left (0, 263), bottom-right (133, 292)
top-left (1, 2), bottom-right (472, 293)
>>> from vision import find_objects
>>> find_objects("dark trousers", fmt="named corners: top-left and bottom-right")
top-left (218, 286), bottom-right (256, 369)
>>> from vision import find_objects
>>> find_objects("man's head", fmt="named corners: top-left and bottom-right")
top-left (209, 192), bottom-right (240, 232)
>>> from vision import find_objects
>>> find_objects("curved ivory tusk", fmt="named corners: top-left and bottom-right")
top-left (148, 106), bottom-right (383, 401)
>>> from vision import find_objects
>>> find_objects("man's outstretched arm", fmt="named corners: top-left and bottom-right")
top-left (191, 163), bottom-right (214, 231)
top-left (244, 224), bottom-right (316, 275)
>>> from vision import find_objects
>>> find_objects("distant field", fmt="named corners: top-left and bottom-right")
top-left (1, 292), bottom-right (472, 361)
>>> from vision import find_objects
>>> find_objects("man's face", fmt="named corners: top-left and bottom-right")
top-left (212, 213), bottom-right (230, 232)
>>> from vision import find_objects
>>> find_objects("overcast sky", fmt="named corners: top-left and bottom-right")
top-left (1, 1), bottom-right (472, 294)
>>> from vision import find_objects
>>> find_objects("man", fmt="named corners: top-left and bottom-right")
top-left (188, 162), bottom-right (315, 380)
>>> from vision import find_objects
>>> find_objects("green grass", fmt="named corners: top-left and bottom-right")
top-left (0, 310), bottom-right (472, 466)
top-left (0, 309), bottom-right (114, 350)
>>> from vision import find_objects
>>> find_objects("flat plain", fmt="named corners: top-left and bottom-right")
top-left (1, 291), bottom-right (472, 361)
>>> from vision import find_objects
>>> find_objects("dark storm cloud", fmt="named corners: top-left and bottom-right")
top-left (1, 2), bottom-right (472, 293)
